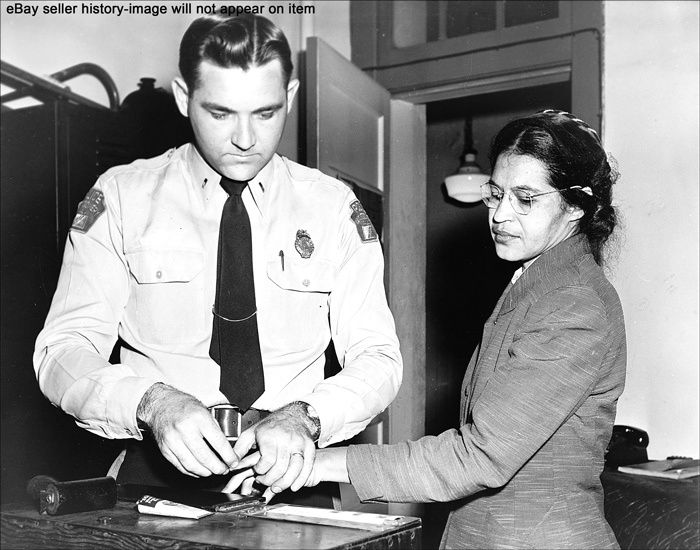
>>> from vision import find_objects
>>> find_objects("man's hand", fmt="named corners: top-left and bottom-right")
top-left (137, 383), bottom-right (238, 477)
top-left (224, 446), bottom-right (350, 502)
top-left (223, 402), bottom-right (319, 495)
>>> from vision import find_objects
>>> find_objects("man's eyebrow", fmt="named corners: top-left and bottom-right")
top-left (253, 102), bottom-right (284, 114)
top-left (200, 101), bottom-right (285, 113)
top-left (201, 101), bottom-right (234, 113)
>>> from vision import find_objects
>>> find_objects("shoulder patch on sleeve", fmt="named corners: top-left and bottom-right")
top-left (350, 200), bottom-right (378, 243)
top-left (71, 187), bottom-right (105, 233)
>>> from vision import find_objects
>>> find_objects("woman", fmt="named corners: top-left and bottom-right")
top-left (233, 110), bottom-right (626, 549)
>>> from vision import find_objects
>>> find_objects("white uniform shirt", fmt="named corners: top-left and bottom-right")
top-left (34, 144), bottom-right (402, 446)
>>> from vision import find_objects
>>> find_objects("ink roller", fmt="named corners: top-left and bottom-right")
top-left (27, 475), bottom-right (117, 515)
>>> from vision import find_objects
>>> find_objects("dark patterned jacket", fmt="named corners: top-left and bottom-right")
top-left (349, 234), bottom-right (626, 549)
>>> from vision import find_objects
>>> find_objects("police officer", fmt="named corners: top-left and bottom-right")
top-left (34, 14), bottom-right (402, 502)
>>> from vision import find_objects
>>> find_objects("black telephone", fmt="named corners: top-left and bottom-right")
top-left (605, 425), bottom-right (649, 468)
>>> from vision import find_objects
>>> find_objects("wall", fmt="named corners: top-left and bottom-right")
top-left (1, 0), bottom-right (351, 160)
top-left (603, 1), bottom-right (699, 459)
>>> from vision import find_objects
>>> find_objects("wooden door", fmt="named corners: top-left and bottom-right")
top-left (305, 37), bottom-right (426, 518)
top-left (306, 36), bottom-right (389, 195)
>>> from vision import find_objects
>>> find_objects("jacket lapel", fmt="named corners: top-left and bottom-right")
top-left (462, 235), bottom-right (592, 420)
top-left (463, 283), bottom-right (513, 416)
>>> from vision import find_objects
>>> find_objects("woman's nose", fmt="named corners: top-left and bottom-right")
top-left (492, 191), bottom-right (515, 222)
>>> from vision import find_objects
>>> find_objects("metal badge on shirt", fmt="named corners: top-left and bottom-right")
top-left (295, 229), bottom-right (314, 259)
top-left (350, 200), bottom-right (378, 243)
top-left (70, 188), bottom-right (105, 233)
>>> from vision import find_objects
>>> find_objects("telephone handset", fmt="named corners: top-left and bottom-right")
top-left (605, 425), bottom-right (649, 468)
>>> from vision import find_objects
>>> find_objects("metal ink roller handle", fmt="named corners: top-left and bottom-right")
top-left (27, 475), bottom-right (117, 515)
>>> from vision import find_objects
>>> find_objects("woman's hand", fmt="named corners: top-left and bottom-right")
top-left (221, 451), bottom-right (261, 496)
top-left (222, 447), bottom-right (350, 501)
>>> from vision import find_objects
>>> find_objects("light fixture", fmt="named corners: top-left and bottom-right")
top-left (444, 119), bottom-right (490, 203)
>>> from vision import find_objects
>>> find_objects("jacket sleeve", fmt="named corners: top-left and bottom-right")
top-left (301, 194), bottom-right (403, 446)
top-left (346, 285), bottom-right (610, 503)
top-left (33, 178), bottom-right (159, 439)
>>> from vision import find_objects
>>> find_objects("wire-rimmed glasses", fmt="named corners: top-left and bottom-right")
top-left (480, 182), bottom-right (585, 215)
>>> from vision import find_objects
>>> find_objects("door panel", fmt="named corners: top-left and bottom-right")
top-left (306, 36), bottom-right (390, 193)
top-left (306, 36), bottom-right (390, 513)
top-left (306, 38), bottom-right (426, 519)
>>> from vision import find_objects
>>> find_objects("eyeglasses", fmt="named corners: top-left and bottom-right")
top-left (480, 183), bottom-right (586, 215)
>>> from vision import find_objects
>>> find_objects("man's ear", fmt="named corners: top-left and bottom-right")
top-left (286, 79), bottom-right (300, 114)
top-left (172, 77), bottom-right (190, 118)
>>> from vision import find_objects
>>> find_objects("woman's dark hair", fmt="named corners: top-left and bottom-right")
top-left (489, 109), bottom-right (619, 265)
top-left (179, 14), bottom-right (293, 91)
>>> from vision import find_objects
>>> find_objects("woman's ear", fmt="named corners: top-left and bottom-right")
top-left (567, 186), bottom-right (592, 222)
top-left (567, 204), bottom-right (585, 223)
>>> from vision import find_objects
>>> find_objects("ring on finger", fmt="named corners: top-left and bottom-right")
top-left (290, 451), bottom-right (304, 459)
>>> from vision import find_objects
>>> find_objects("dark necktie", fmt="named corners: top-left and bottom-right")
top-left (209, 177), bottom-right (264, 411)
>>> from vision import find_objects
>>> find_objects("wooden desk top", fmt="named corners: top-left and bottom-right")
top-left (1, 503), bottom-right (421, 550)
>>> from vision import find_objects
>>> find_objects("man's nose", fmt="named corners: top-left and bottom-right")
top-left (231, 117), bottom-right (255, 151)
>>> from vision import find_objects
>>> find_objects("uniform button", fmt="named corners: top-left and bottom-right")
top-left (156, 270), bottom-right (162, 279)
top-left (302, 279), bottom-right (310, 287)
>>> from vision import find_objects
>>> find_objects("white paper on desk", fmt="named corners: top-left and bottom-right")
top-left (618, 459), bottom-right (700, 480)
top-left (253, 504), bottom-right (405, 530)
top-left (136, 495), bottom-right (213, 519)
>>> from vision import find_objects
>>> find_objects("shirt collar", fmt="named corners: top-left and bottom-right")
top-left (186, 144), bottom-right (221, 203)
top-left (185, 144), bottom-right (278, 215)
top-left (510, 266), bottom-right (525, 285)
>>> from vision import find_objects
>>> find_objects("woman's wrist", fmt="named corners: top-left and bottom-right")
top-left (316, 447), bottom-right (350, 484)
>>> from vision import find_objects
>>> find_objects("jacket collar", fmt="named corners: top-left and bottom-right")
top-left (499, 234), bottom-right (591, 314)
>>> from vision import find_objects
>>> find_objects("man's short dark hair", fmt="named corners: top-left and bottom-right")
top-left (179, 14), bottom-right (293, 90)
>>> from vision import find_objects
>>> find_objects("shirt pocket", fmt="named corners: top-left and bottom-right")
top-left (263, 256), bottom-right (336, 351)
top-left (266, 256), bottom-right (336, 293)
top-left (125, 248), bottom-right (206, 346)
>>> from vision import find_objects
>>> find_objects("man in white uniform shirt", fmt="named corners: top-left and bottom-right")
top-left (34, 14), bottom-right (402, 503)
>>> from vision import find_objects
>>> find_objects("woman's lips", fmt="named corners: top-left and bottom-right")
top-left (492, 229), bottom-right (518, 242)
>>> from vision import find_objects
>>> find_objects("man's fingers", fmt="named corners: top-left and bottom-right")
top-left (255, 443), bottom-right (294, 484)
top-left (160, 440), bottom-right (208, 477)
top-left (234, 451), bottom-right (261, 470)
top-left (183, 433), bottom-right (232, 476)
top-left (167, 438), bottom-right (216, 477)
top-left (268, 451), bottom-right (305, 494)
top-left (252, 449), bottom-right (276, 476)
top-left (160, 446), bottom-right (197, 478)
top-left (221, 468), bottom-right (255, 493)
top-left (200, 420), bottom-right (238, 468)
top-left (232, 428), bottom-right (257, 465)
top-left (291, 442), bottom-right (316, 492)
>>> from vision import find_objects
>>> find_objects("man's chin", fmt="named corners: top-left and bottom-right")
top-left (221, 166), bottom-right (262, 182)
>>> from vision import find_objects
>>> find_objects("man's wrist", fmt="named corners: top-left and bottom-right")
top-left (288, 401), bottom-right (321, 442)
top-left (136, 382), bottom-right (168, 427)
